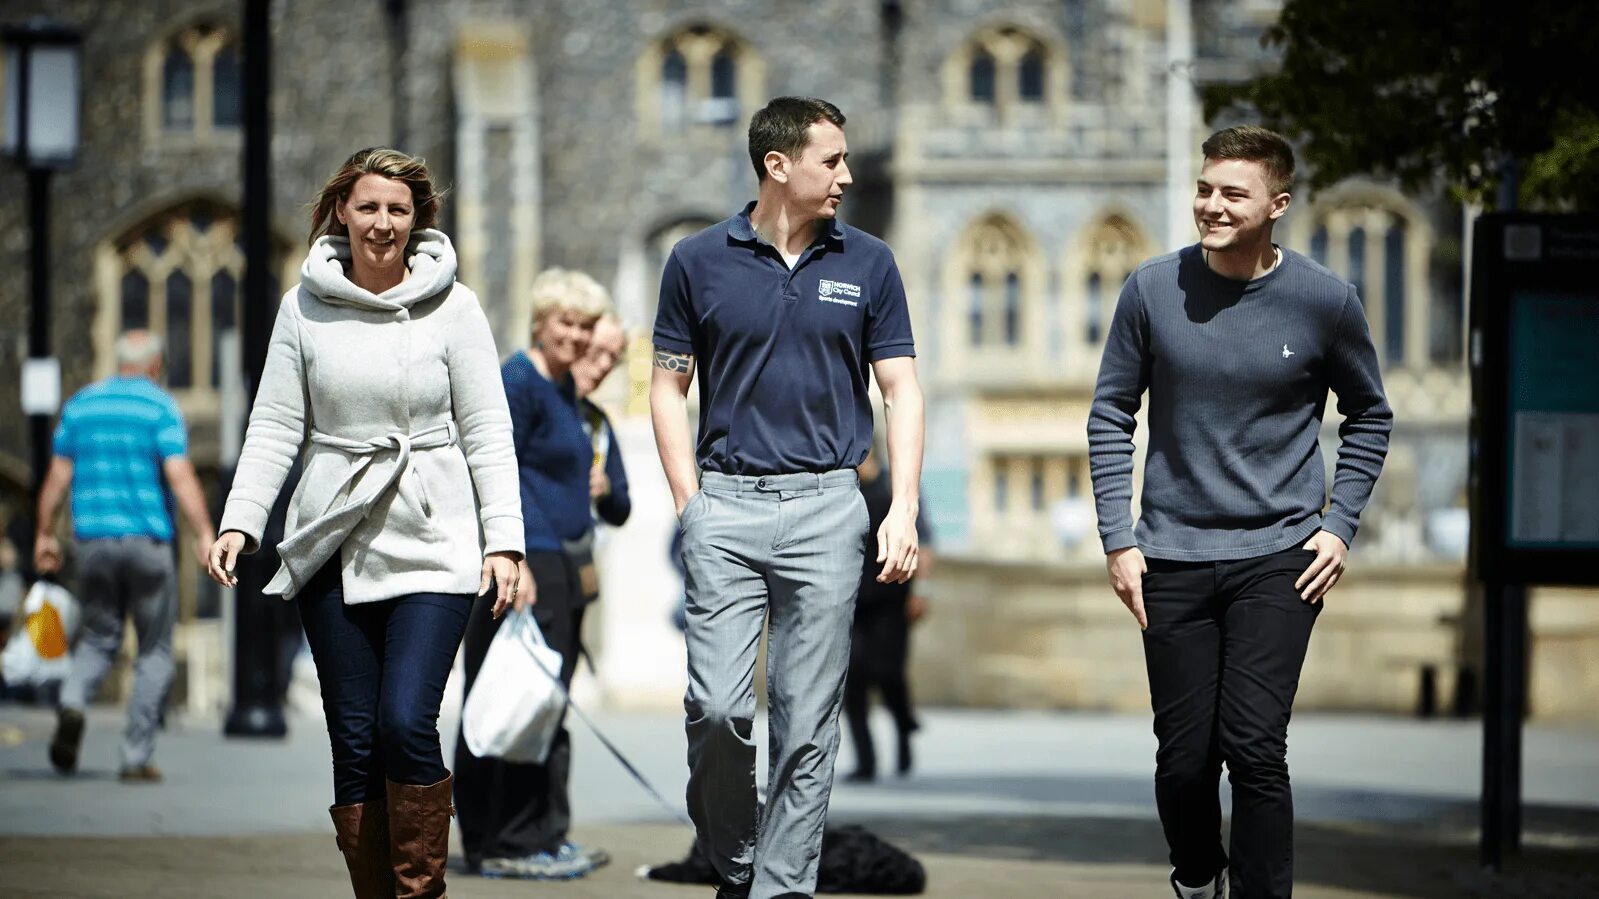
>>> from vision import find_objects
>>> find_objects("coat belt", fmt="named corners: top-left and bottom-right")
top-left (266, 422), bottom-right (460, 597)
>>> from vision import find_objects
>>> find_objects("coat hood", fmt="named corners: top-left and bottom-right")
top-left (300, 228), bottom-right (458, 312)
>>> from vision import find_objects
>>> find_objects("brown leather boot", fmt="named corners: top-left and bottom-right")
top-left (328, 801), bottom-right (396, 899)
top-left (387, 775), bottom-right (454, 898)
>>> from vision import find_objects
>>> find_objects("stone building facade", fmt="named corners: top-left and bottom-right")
top-left (1, 0), bottom-right (1593, 719)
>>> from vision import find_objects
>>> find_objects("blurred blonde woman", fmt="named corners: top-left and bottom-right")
top-left (453, 267), bottom-right (613, 880)
top-left (207, 147), bottom-right (524, 899)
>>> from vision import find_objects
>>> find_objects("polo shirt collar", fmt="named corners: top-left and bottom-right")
top-left (727, 201), bottom-right (845, 249)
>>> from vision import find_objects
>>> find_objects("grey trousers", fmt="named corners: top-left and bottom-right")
top-left (680, 469), bottom-right (867, 899)
top-left (60, 537), bottom-right (177, 768)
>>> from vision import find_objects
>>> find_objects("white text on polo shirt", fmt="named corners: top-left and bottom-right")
top-left (818, 279), bottom-right (862, 307)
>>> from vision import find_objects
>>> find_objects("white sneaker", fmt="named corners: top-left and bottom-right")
top-left (1170, 867), bottom-right (1227, 899)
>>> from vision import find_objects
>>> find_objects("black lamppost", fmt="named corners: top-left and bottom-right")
top-left (224, 0), bottom-right (287, 739)
top-left (3, 19), bottom-right (82, 502)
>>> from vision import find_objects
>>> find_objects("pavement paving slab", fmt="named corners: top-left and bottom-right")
top-left (3, 703), bottom-right (1596, 898)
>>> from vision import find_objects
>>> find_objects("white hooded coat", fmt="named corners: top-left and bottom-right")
top-left (218, 229), bottom-right (523, 603)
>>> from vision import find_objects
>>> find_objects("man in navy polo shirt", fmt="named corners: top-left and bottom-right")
top-left (651, 96), bottom-right (925, 899)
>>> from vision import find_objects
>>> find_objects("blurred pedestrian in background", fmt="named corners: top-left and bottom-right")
top-left (571, 311), bottom-right (633, 558)
top-left (208, 147), bottom-right (524, 899)
top-left (651, 96), bottom-right (925, 899)
top-left (34, 330), bottom-right (216, 783)
top-left (454, 268), bottom-right (611, 880)
top-left (0, 533), bottom-right (23, 659)
top-left (843, 446), bottom-right (933, 782)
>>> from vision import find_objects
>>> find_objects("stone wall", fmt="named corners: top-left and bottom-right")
top-left (915, 557), bottom-right (1599, 722)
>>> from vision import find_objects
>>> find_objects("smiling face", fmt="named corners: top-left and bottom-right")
top-left (778, 121), bottom-right (852, 220)
top-left (535, 307), bottom-right (599, 370)
top-left (336, 174), bottom-right (415, 275)
top-left (1193, 157), bottom-right (1291, 254)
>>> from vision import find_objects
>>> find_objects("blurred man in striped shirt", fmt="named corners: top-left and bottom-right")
top-left (34, 330), bottom-right (216, 782)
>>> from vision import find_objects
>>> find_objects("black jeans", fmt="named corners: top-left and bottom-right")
top-left (454, 550), bottom-right (585, 866)
top-left (296, 562), bottom-right (471, 806)
top-left (1141, 546), bottom-right (1322, 899)
top-left (844, 587), bottom-right (916, 776)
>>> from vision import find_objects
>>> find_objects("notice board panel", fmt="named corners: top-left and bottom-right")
top-left (1472, 214), bottom-right (1599, 585)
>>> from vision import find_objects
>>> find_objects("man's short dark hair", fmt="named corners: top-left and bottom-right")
top-left (748, 97), bottom-right (847, 182)
top-left (1201, 125), bottom-right (1295, 196)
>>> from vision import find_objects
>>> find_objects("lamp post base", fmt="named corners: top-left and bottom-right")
top-left (224, 703), bottom-right (287, 738)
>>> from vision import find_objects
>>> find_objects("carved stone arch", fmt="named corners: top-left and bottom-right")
top-left (602, 211), bottom-right (725, 418)
top-left (634, 212), bottom-right (722, 330)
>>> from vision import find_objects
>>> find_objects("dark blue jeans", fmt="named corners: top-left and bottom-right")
top-left (297, 562), bottom-right (471, 806)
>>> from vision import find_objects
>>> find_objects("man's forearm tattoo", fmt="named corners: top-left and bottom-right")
top-left (654, 348), bottom-right (693, 373)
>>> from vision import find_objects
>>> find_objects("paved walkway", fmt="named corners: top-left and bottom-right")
top-left (2, 702), bottom-right (1597, 897)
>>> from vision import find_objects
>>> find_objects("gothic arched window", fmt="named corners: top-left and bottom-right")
top-left (955, 215), bottom-right (1037, 349)
top-left (1302, 199), bottom-right (1439, 368)
top-left (643, 26), bottom-right (761, 135)
top-left (949, 26), bottom-right (1065, 122)
top-left (147, 24), bottom-right (241, 145)
top-left (1080, 215), bottom-right (1149, 346)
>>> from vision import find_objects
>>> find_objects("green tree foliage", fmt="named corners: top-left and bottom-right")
top-left (1204, 0), bottom-right (1599, 208)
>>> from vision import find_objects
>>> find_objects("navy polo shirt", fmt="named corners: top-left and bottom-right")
top-left (653, 202), bottom-right (916, 476)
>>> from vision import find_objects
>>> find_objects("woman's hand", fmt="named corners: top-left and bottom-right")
top-left (207, 527), bottom-right (247, 585)
top-left (481, 551), bottom-right (525, 619)
top-left (207, 531), bottom-right (247, 587)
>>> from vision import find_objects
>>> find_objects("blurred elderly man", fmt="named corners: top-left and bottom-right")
top-left (34, 330), bottom-right (216, 782)
top-left (571, 313), bottom-right (631, 533)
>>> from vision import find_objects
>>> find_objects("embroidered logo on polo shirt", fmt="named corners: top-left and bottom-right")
top-left (818, 279), bottom-right (862, 307)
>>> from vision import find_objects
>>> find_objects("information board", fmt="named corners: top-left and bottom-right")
top-left (1472, 214), bottom-right (1599, 584)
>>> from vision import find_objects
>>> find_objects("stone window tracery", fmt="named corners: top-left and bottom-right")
top-left (956, 215), bottom-right (1036, 349)
top-left (146, 23), bottom-right (241, 145)
top-left (1080, 215), bottom-right (1147, 346)
top-left (639, 25), bottom-right (761, 135)
top-left (947, 25), bottom-right (1066, 122)
top-left (1304, 198), bottom-right (1445, 367)
top-left (100, 203), bottom-right (283, 406)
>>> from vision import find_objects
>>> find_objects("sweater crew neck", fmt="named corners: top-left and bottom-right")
top-left (1190, 243), bottom-right (1291, 294)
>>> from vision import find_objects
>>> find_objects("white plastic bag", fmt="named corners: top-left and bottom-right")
top-left (1, 580), bottom-right (80, 688)
top-left (461, 610), bottom-right (567, 763)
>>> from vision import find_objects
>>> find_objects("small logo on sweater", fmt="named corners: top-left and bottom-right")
top-left (1281, 344), bottom-right (1295, 358)
top-left (818, 279), bottom-right (861, 306)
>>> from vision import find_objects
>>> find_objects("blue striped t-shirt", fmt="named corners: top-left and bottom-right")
top-left (53, 376), bottom-right (188, 541)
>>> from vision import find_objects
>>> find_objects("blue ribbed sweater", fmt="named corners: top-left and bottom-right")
top-left (1088, 244), bottom-right (1393, 561)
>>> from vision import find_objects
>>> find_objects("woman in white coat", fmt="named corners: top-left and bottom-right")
top-left (207, 147), bottom-right (525, 899)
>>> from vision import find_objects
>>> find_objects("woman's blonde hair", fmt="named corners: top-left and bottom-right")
top-left (307, 147), bottom-right (445, 245)
top-left (530, 268), bottom-right (611, 329)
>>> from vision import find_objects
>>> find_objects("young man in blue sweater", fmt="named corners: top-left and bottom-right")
top-left (1088, 126), bottom-right (1392, 899)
